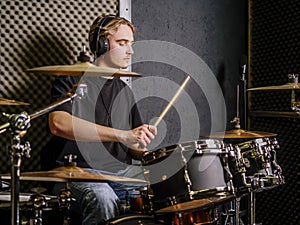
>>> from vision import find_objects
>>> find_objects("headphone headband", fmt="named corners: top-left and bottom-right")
top-left (90, 15), bottom-right (116, 57)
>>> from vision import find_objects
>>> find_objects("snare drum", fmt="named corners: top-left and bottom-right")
top-left (230, 137), bottom-right (284, 193)
top-left (142, 139), bottom-right (234, 211)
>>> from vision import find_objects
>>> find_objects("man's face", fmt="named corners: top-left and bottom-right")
top-left (104, 24), bottom-right (134, 69)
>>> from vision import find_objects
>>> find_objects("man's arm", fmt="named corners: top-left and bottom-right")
top-left (49, 111), bottom-right (157, 149)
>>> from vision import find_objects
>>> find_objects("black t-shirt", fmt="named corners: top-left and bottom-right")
top-left (42, 76), bottom-right (143, 172)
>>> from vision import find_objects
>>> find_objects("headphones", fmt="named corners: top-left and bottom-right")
top-left (90, 15), bottom-right (116, 57)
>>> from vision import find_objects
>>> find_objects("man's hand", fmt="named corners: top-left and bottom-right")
top-left (120, 124), bottom-right (157, 150)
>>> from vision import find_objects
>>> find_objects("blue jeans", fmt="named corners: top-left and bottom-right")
top-left (52, 165), bottom-right (146, 225)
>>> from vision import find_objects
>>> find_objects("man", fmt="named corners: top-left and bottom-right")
top-left (43, 15), bottom-right (157, 224)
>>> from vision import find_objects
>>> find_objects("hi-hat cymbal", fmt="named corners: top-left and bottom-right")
top-left (0, 166), bottom-right (147, 183)
top-left (0, 98), bottom-right (30, 106)
top-left (26, 62), bottom-right (142, 77)
top-left (248, 82), bottom-right (300, 91)
top-left (209, 129), bottom-right (277, 139)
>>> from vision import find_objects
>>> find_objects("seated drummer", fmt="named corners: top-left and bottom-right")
top-left (42, 15), bottom-right (157, 225)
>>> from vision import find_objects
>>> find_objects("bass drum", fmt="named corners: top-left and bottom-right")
top-left (119, 187), bottom-right (152, 214)
top-left (101, 215), bottom-right (164, 224)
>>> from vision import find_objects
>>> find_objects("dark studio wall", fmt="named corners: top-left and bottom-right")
top-left (131, 0), bottom-right (247, 149)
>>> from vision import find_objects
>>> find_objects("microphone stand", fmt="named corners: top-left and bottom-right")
top-left (0, 84), bottom-right (87, 225)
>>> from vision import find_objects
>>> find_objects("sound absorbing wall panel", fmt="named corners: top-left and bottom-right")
top-left (0, 0), bottom-right (118, 191)
top-left (249, 0), bottom-right (300, 224)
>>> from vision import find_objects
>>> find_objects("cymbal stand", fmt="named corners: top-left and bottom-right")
top-left (231, 85), bottom-right (242, 130)
top-left (248, 190), bottom-right (261, 225)
top-left (289, 74), bottom-right (300, 115)
top-left (6, 113), bottom-right (31, 225)
top-left (0, 84), bottom-right (87, 225)
top-left (223, 197), bottom-right (242, 225)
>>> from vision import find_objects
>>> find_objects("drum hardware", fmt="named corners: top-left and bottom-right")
top-left (220, 147), bottom-right (235, 197)
top-left (291, 101), bottom-right (300, 115)
top-left (0, 180), bottom-right (10, 191)
top-left (248, 191), bottom-right (262, 225)
top-left (0, 84), bottom-right (87, 225)
top-left (57, 188), bottom-right (76, 225)
top-left (29, 193), bottom-right (48, 225)
top-left (179, 145), bottom-right (193, 200)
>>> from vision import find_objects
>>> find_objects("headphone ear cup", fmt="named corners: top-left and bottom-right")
top-left (97, 36), bottom-right (110, 56)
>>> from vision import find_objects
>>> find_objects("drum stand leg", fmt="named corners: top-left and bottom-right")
top-left (248, 191), bottom-right (262, 225)
top-left (234, 197), bottom-right (241, 225)
top-left (7, 125), bottom-right (31, 225)
top-left (223, 197), bottom-right (242, 225)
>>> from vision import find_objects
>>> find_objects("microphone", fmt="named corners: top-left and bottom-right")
top-left (240, 55), bottom-right (247, 81)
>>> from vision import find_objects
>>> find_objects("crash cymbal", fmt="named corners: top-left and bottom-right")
top-left (0, 166), bottom-right (147, 183)
top-left (209, 129), bottom-right (277, 139)
top-left (26, 62), bottom-right (142, 77)
top-left (248, 82), bottom-right (300, 91)
top-left (0, 98), bottom-right (30, 106)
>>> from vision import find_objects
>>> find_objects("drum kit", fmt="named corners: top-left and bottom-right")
top-left (0, 52), bottom-right (297, 225)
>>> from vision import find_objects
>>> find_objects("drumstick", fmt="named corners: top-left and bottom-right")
top-left (153, 75), bottom-right (191, 127)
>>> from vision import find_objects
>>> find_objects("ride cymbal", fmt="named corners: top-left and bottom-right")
top-left (248, 82), bottom-right (300, 91)
top-left (0, 98), bottom-right (30, 106)
top-left (26, 62), bottom-right (142, 77)
top-left (209, 129), bottom-right (277, 139)
top-left (0, 166), bottom-right (147, 183)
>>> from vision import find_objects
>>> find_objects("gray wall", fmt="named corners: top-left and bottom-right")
top-left (131, 0), bottom-right (247, 149)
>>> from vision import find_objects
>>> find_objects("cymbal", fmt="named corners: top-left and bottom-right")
top-left (0, 98), bottom-right (30, 106)
top-left (0, 166), bottom-right (147, 183)
top-left (248, 82), bottom-right (300, 91)
top-left (208, 129), bottom-right (277, 139)
top-left (156, 196), bottom-right (234, 213)
top-left (26, 62), bottom-right (142, 77)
